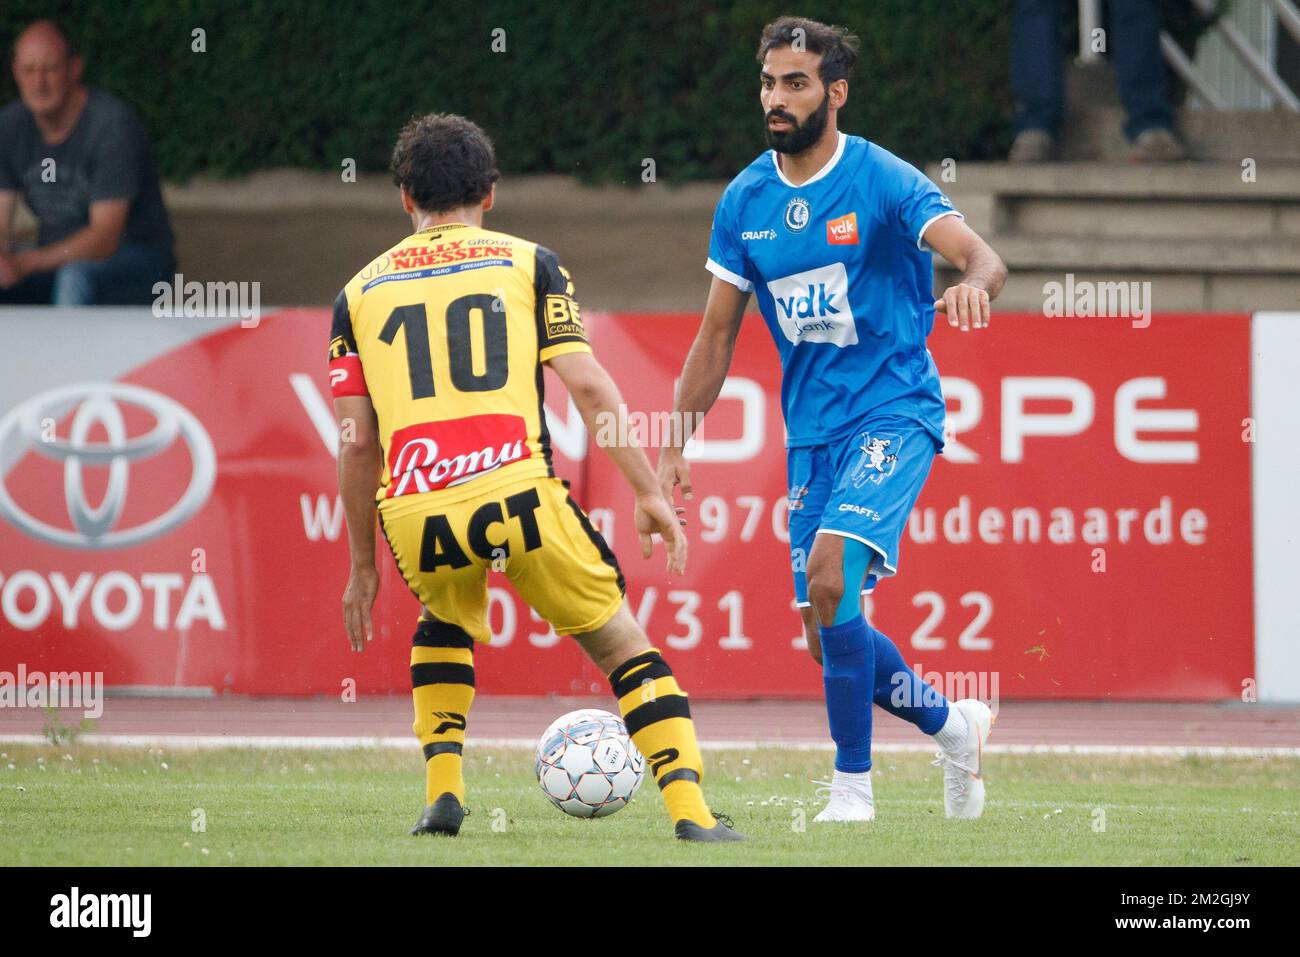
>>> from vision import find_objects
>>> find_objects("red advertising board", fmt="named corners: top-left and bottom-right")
top-left (587, 312), bottom-right (1254, 700)
top-left (0, 311), bottom-right (1252, 699)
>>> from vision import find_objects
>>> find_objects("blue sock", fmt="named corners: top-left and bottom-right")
top-left (869, 622), bottom-right (949, 735)
top-left (820, 616), bottom-right (874, 772)
top-left (817, 538), bottom-right (876, 771)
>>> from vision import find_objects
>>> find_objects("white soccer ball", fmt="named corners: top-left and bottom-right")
top-left (535, 708), bottom-right (644, 818)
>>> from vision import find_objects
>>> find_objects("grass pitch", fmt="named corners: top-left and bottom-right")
top-left (1, 744), bottom-right (1296, 866)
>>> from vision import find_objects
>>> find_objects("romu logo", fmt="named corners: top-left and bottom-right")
top-left (0, 382), bottom-right (216, 549)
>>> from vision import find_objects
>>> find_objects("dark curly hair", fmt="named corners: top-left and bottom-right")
top-left (390, 113), bottom-right (500, 214)
top-left (756, 15), bottom-right (860, 86)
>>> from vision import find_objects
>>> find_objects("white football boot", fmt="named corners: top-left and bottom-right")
top-left (933, 698), bottom-right (994, 819)
top-left (812, 771), bottom-right (875, 822)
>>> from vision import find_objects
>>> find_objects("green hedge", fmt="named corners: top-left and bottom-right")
top-left (0, 1), bottom-right (1216, 183)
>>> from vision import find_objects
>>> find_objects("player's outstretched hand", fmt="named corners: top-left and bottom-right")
top-left (655, 446), bottom-right (693, 504)
top-left (635, 491), bottom-right (687, 575)
top-left (342, 565), bottom-right (380, 652)
top-left (935, 282), bottom-right (991, 332)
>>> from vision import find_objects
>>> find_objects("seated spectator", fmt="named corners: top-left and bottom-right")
top-left (1010, 0), bottom-right (1187, 162)
top-left (0, 20), bottom-right (175, 305)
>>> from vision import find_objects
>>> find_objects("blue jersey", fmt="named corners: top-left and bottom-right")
top-left (706, 132), bottom-right (959, 449)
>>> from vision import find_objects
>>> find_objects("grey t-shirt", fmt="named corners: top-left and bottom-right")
top-left (0, 87), bottom-right (174, 255)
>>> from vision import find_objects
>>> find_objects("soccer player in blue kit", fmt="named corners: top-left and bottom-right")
top-left (656, 16), bottom-right (1008, 822)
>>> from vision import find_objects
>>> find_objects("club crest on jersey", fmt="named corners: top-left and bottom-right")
top-left (849, 431), bottom-right (901, 487)
top-left (784, 197), bottom-right (811, 233)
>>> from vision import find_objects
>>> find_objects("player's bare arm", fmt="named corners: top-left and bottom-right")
top-left (1, 198), bottom-right (129, 289)
top-left (0, 189), bottom-right (14, 251)
top-left (547, 350), bottom-right (687, 575)
top-left (0, 190), bottom-right (20, 286)
top-left (333, 393), bottom-right (382, 652)
top-left (924, 214), bottom-right (1007, 332)
top-left (654, 275), bottom-right (749, 504)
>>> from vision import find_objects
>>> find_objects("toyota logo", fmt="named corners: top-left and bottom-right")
top-left (0, 382), bottom-right (216, 549)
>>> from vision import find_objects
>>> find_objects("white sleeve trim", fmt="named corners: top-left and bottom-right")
top-left (916, 209), bottom-right (965, 251)
top-left (705, 257), bottom-right (754, 293)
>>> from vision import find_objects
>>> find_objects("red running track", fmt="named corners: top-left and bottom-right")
top-left (2, 696), bottom-right (1298, 751)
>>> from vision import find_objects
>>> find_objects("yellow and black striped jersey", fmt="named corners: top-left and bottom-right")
top-left (328, 223), bottom-right (590, 505)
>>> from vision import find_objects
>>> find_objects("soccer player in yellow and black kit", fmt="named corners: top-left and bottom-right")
top-left (329, 113), bottom-right (742, 842)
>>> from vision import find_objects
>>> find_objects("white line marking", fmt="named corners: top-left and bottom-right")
top-left (289, 372), bottom-right (340, 458)
top-left (0, 734), bottom-right (1296, 758)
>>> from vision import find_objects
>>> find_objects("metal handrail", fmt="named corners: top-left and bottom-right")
top-left (1159, 31), bottom-right (1229, 109)
top-left (1191, 0), bottom-right (1300, 110)
top-left (1077, 0), bottom-right (1104, 63)
top-left (1077, 0), bottom-right (1299, 110)
top-left (1264, 0), bottom-right (1300, 46)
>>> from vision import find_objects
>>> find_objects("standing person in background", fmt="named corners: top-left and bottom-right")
top-left (0, 19), bottom-right (175, 305)
top-left (1009, 0), bottom-right (1188, 162)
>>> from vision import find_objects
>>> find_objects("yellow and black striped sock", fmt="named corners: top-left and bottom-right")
top-left (609, 648), bottom-right (713, 827)
top-left (410, 617), bottom-right (475, 806)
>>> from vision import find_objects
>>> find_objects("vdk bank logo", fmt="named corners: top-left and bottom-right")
top-left (766, 262), bottom-right (858, 347)
top-left (0, 382), bottom-right (216, 549)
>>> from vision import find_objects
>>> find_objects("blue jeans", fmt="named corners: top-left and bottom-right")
top-left (0, 240), bottom-right (174, 306)
top-left (1013, 0), bottom-right (1174, 140)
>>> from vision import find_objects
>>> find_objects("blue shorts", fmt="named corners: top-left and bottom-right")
top-left (787, 416), bottom-right (939, 606)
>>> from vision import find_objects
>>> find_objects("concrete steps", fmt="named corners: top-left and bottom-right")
top-left (989, 234), bottom-right (1300, 271)
top-left (928, 161), bottom-right (1300, 312)
top-left (8, 172), bottom-right (726, 310)
top-left (1059, 63), bottom-right (1300, 163)
top-left (12, 159), bottom-right (1299, 313)
top-left (1060, 106), bottom-right (1300, 163)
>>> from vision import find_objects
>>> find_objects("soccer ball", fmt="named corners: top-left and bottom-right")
top-left (535, 709), bottom-right (644, 817)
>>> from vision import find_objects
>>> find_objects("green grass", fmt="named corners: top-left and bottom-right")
top-left (0, 745), bottom-right (1296, 866)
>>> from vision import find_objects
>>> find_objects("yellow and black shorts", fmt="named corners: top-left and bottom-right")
top-left (378, 476), bottom-right (625, 644)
